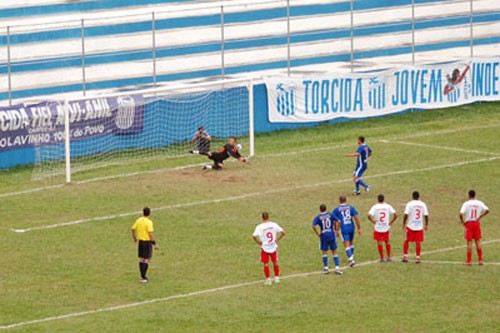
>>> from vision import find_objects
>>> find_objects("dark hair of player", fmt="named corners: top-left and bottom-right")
top-left (262, 211), bottom-right (269, 220)
top-left (320, 204), bottom-right (327, 212)
top-left (412, 191), bottom-right (420, 200)
top-left (377, 194), bottom-right (384, 203)
top-left (143, 207), bottom-right (151, 216)
top-left (198, 126), bottom-right (204, 131)
top-left (358, 136), bottom-right (365, 143)
top-left (339, 195), bottom-right (347, 203)
top-left (469, 190), bottom-right (476, 198)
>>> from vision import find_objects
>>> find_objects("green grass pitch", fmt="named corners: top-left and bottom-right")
top-left (0, 103), bottom-right (499, 332)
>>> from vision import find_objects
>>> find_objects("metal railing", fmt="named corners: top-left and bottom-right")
top-left (1, 0), bottom-right (496, 106)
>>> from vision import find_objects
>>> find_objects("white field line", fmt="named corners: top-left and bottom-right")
top-left (2, 122), bottom-right (500, 199)
top-left (380, 140), bottom-right (499, 156)
top-left (422, 260), bottom-right (500, 266)
top-left (11, 155), bottom-right (500, 233)
top-left (1, 239), bottom-right (498, 331)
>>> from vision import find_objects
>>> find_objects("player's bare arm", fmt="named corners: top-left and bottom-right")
top-left (334, 221), bottom-right (340, 238)
top-left (459, 213), bottom-right (466, 226)
top-left (403, 214), bottom-right (408, 230)
top-left (389, 212), bottom-right (398, 225)
top-left (424, 215), bottom-right (429, 231)
top-left (276, 231), bottom-right (285, 243)
top-left (312, 225), bottom-right (321, 237)
top-left (354, 216), bottom-right (362, 235)
top-left (368, 214), bottom-right (376, 225)
top-left (345, 153), bottom-right (360, 157)
top-left (479, 209), bottom-right (490, 221)
top-left (253, 235), bottom-right (263, 246)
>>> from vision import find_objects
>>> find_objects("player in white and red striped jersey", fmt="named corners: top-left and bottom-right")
top-left (460, 190), bottom-right (490, 266)
top-left (402, 191), bottom-right (429, 264)
top-left (252, 211), bottom-right (286, 285)
top-left (368, 194), bottom-right (398, 262)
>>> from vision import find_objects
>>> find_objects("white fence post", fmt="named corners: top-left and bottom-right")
top-left (7, 26), bottom-right (12, 106)
top-left (152, 11), bottom-right (157, 87)
top-left (411, 0), bottom-right (415, 65)
top-left (221, 5), bottom-right (225, 78)
top-left (470, 0), bottom-right (474, 59)
top-left (286, 0), bottom-right (291, 76)
top-left (64, 99), bottom-right (71, 184)
top-left (81, 19), bottom-right (86, 96)
top-left (350, 0), bottom-right (354, 73)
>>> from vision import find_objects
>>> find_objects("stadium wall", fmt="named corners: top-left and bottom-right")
top-left (0, 83), bottom-right (348, 169)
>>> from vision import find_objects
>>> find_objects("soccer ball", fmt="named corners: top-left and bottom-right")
top-left (236, 144), bottom-right (242, 150)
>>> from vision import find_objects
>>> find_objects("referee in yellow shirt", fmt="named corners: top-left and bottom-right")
top-left (131, 207), bottom-right (159, 283)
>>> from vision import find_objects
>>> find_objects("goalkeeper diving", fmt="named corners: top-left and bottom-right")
top-left (202, 137), bottom-right (247, 170)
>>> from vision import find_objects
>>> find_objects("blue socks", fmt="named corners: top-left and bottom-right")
top-left (358, 179), bottom-right (369, 189)
top-left (333, 255), bottom-right (340, 267)
top-left (322, 255), bottom-right (328, 268)
top-left (351, 245), bottom-right (355, 255)
top-left (346, 247), bottom-right (353, 259)
top-left (355, 179), bottom-right (360, 192)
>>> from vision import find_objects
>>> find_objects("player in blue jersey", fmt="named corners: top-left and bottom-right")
top-left (332, 195), bottom-right (362, 267)
top-left (345, 136), bottom-right (372, 195)
top-left (312, 204), bottom-right (343, 275)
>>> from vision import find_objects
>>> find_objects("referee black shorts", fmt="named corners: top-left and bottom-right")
top-left (138, 240), bottom-right (153, 259)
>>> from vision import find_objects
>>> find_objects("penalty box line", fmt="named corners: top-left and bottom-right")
top-left (379, 140), bottom-right (500, 156)
top-left (10, 155), bottom-right (500, 233)
top-left (1, 239), bottom-right (498, 331)
top-left (1, 123), bottom-right (499, 199)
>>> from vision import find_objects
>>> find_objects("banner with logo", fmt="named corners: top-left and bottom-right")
top-left (0, 95), bottom-right (144, 151)
top-left (266, 58), bottom-right (499, 123)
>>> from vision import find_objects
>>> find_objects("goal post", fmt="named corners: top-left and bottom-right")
top-left (31, 78), bottom-right (255, 183)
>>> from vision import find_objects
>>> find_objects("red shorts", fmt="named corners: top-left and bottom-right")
top-left (405, 228), bottom-right (424, 242)
top-left (465, 221), bottom-right (482, 240)
top-left (261, 250), bottom-right (278, 264)
top-left (373, 231), bottom-right (390, 242)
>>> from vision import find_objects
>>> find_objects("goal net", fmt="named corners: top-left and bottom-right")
top-left (31, 79), bottom-right (254, 182)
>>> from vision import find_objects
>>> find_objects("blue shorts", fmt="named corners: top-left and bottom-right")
top-left (341, 231), bottom-right (355, 242)
top-left (353, 165), bottom-right (367, 178)
top-left (320, 238), bottom-right (338, 251)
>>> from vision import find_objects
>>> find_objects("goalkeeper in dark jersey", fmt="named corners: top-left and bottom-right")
top-left (203, 137), bottom-right (247, 170)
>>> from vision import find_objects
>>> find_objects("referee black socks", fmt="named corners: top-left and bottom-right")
top-left (139, 262), bottom-right (149, 279)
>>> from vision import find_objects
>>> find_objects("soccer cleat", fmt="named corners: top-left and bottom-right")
top-left (402, 258), bottom-right (409, 263)
top-left (349, 260), bottom-right (356, 268)
top-left (386, 257), bottom-right (393, 262)
top-left (323, 268), bottom-right (330, 274)
top-left (140, 278), bottom-right (149, 283)
top-left (334, 268), bottom-right (343, 275)
top-left (353, 190), bottom-right (361, 196)
top-left (264, 278), bottom-right (272, 285)
top-left (478, 261), bottom-right (484, 266)
top-left (365, 186), bottom-right (371, 192)
top-left (415, 259), bottom-right (421, 264)
top-left (464, 262), bottom-right (472, 266)
top-left (378, 258), bottom-right (386, 263)
top-left (202, 165), bottom-right (211, 170)
top-left (273, 277), bottom-right (281, 284)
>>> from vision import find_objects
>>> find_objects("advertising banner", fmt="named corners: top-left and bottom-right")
top-left (266, 58), bottom-right (499, 123)
top-left (0, 95), bottom-right (144, 151)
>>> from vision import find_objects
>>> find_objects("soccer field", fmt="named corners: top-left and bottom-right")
top-left (1, 103), bottom-right (499, 332)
